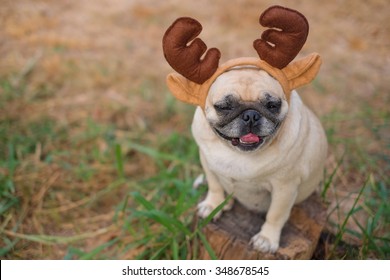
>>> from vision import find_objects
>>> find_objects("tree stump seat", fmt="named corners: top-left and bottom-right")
top-left (197, 193), bottom-right (327, 260)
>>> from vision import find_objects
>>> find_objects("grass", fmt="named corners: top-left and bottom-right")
top-left (318, 174), bottom-right (389, 259)
top-left (119, 134), bottom-right (235, 260)
top-left (0, 144), bottom-right (19, 217)
top-left (0, 76), bottom-right (388, 259)
top-left (1, 109), bottom-right (388, 259)
top-left (0, 94), bottom-right (223, 259)
top-left (318, 108), bottom-right (390, 259)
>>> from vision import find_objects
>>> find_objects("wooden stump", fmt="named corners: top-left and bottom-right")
top-left (197, 193), bottom-right (327, 260)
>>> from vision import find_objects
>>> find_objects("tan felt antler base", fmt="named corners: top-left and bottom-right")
top-left (195, 193), bottom-right (326, 260)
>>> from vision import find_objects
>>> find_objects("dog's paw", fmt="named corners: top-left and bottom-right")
top-left (223, 198), bottom-right (234, 211)
top-left (250, 232), bottom-right (279, 253)
top-left (197, 195), bottom-right (234, 220)
top-left (192, 174), bottom-right (206, 189)
top-left (197, 200), bottom-right (223, 220)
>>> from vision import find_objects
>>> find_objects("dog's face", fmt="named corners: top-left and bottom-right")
top-left (204, 68), bottom-right (289, 152)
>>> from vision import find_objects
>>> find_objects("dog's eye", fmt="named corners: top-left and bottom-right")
top-left (214, 103), bottom-right (233, 112)
top-left (266, 101), bottom-right (281, 113)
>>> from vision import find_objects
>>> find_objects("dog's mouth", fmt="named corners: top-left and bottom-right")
top-left (214, 129), bottom-right (264, 151)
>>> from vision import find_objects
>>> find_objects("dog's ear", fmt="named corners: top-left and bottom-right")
top-left (166, 73), bottom-right (205, 106)
top-left (282, 53), bottom-right (321, 90)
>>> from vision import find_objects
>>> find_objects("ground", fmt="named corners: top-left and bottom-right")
top-left (0, 0), bottom-right (389, 259)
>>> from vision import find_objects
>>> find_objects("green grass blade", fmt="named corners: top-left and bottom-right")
top-left (200, 194), bottom-right (233, 228)
top-left (127, 141), bottom-right (184, 163)
top-left (64, 247), bottom-right (85, 260)
top-left (136, 209), bottom-right (191, 235)
top-left (322, 154), bottom-right (344, 199)
top-left (79, 238), bottom-right (119, 260)
top-left (150, 242), bottom-right (170, 260)
top-left (329, 178), bottom-right (368, 258)
top-left (172, 238), bottom-right (179, 260)
top-left (352, 216), bottom-right (384, 259)
top-left (133, 210), bottom-right (175, 233)
top-left (197, 230), bottom-right (217, 260)
top-left (132, 191), bottom-right (155, 211)
top-left (0, 193), bottom-right (19, 215)
top-left (115, 144), bottom-right (124, 178)
top-left (0, 238), bottom-right (19, 257)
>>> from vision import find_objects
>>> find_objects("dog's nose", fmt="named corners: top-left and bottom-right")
top-left (242, 110), bottom-right (261, 124)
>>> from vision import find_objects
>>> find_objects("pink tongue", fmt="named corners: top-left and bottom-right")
top-left (240, 133), bottom-right (260, 143)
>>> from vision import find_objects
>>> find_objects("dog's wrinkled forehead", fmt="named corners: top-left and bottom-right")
top-left (208, 68), bottom-right (285, 104)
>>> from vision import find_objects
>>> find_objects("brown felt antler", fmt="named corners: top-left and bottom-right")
top-left (162, 17), bottom-right (221, 84)
top-left (163, 6), bottom-right (321, 108)
top-left (253, 5), bottom-right (309, 69)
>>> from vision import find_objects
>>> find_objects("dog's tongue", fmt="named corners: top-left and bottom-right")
top-left (239, 133), bottom-right (260, 144)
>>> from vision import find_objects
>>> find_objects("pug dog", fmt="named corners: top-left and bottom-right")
top-left (192, 68), bottom-right (327, 253)
top-left (163, 5), bottom-right (327, 253)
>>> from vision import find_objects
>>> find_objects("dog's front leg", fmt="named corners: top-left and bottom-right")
top-left (250, 184), bottom-right (298, 253)
top-left (197, 151), bottom-right (233, 220)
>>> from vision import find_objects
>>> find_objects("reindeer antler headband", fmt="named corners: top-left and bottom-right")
top-left (163, 5), bottom-right (322, 109)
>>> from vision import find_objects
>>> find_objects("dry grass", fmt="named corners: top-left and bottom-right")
top-left (0, 0), bottom-right (389, 259)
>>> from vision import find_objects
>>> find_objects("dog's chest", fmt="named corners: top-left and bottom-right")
top-left (217, 173), bottom-right (272, 196)
top-left (204, 140), bottom-right (280, 179)
top-left (207, 144), bottom-right (277, 185)
top-left (211, 158), bottom-right (273, 212)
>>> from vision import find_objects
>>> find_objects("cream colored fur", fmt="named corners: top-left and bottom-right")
top-left (192, 69), bottom-right (327, 253)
